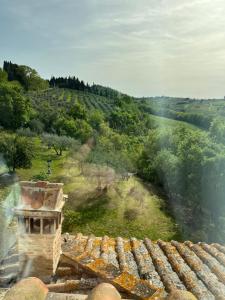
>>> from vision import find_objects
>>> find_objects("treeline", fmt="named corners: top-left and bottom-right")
top-left (0, 67), bottom-right (31, 130)
top-left (1, 62), bottom-right (150, 144)
top-left (49, 76), bottom-right (124, 99)
top-left (138, 122), bottom-right (225, 243)
top-left (139, 103), bottom-right (212, 130)
top-left (3, 61), bottom-right (49, 91)
top-left (3, 60), bottom-right (225, 243)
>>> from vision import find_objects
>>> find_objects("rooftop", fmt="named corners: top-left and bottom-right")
top-left (58, 234), bottom-right (225, 299)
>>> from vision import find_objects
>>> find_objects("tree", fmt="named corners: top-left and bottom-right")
top-left (88, 110), bottom-right (104, 131)
top-left (69, 101), bottom-right (87, 120)
top-left (0, 83), bottom-right (31, 129)
top-left (0, 68), bottom-right (7, 82)
top-left (209, 118), bottom-right (225, 145)
top-left (19, 65), bottom-right (49, 91)
top-left (54, 117), bottom-right (77, 137)
top-left (29, 119), bottom-right (44, 134)
top-left (0, 134), bottom-right (34, 172)
top-left (87, 123), bottom-right (140, 174)
top-left (108, 107), bottom-right (142, 135)
top-left (41, 134), bottom-right (79, 156)
top-left (3, 61), bottom-right (49, 91)
top-left (83, 163), bottom-right (116, 191)
top-left (75, 119), bottom-right (93, 143)
top-left (54, 117), bottom-right (93, 142)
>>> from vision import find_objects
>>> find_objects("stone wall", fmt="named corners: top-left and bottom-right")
top-left (53, 225), bottom-right (62, 274)
top-left (18, 225), bottom-right (62, 282)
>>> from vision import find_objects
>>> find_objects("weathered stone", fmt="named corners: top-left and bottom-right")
top-left (14, 181), bottom-right (66, 281)
top-left (167, 290), bottom-right (197, 300)
top-left (87, 283), bottom-right (121, 300)
top-left (4, 277), bottom-right (48, 300)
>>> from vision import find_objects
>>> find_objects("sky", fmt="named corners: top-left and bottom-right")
top-left (0, 0), bottom-right (225, 98)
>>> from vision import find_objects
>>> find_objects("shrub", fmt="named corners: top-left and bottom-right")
top-left (124, 208), bottom-right (139, 221)
top-left (31, 172), bottom-right (48, 181)
top-left (16, 127), bottom-right (35, 137)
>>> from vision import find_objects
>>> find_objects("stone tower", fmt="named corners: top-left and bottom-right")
top-left (14, 181), bottom-right (66, 282)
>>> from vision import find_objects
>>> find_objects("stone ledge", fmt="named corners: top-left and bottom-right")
top-left (47, 293), bottom-right (131, 300)
top-left (47, 293), bottom-right (88, 300)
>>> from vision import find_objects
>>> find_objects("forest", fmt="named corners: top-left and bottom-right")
top-left (1, 60), bottom-right (225, 243)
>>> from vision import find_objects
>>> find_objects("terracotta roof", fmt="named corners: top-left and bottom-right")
top-left (61, 234), bottom-right (225, 300)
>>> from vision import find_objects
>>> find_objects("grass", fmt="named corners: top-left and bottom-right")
top-left (0, 130), bottom-right (180, 241)
top-left (150, 114), bottom-right (199, 130)
top-left (62, 177), bottom-right (179, 240)
top-left (13, 138), bottom-right (179, 241)
top-left (140, 96), bottom-right (225, 124)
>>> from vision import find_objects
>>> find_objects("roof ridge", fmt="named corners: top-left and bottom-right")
top-left (61, 251), bottom-right (166, 299)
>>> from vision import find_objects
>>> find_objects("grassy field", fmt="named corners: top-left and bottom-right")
top-left (138, 96), bottom-right (225, 116)
top-left (150, 114), bottom-right (199, 130)
top-left (7, 137), bottom-right (179, 241)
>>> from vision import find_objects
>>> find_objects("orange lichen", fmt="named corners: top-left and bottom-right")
top-left (61, 235), bottom-right (225, 299)
top-left (114, 272), bottom-right (137, 290)
top-left (131, 239), bottom-right (141, 250)
top-left (123, 241), bottom-right (131, 252)
top-left (93, 239), bottom-right (101, 247)
top-left (108, 238), bottom-right (116, 248)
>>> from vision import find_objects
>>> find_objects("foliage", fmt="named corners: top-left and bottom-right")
top-left (16, 127), bottom-right (36, 137)
top-left (87, 123), bottom-right (142, 173)
top-left (138, 125), bottom-right (225, 242)
top-left (54, 117), bottom-right (93, 142)
top-left (32, 172), bottom-right (49, 181)
top-left (49, 76), bottom-right (126, 99)
top-left (109, 107), bottom-right (140, 135)
top-left (124, 208), bottom-right (139, 221)
top-left (0, 134), bottom-right (34, 172)
top-left (28, 119), bottom-right (45, 134)
top-left (209, 118), bottom-right (225, 144)
top-left (68, 101), bottom-right (87, 120)
top-left (88, 110), bottom-right (105, 131)
top-left (3, 61), bottom-right (49, 91)
top-left (0, 68), bottom-right (8, 82)
top-left (3, 60), bottom-right (225, 243)
top-left (41, 133), bottom-right (80, 156)
top-left (0, 83), bottom-right (31, 129)
top-left (138, 97), bottom-right (214, 130)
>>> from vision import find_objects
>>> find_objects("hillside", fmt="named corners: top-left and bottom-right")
top-left (136, 96), bottom-right (225, 129)
top-left (2, 135), bottom-right (178, 241)
top-left (28, 87), bottom-right (199, 130)
top-left (1, 61), bottom-right (225, 244)
top-left (28, 88), bottom-right (114, 115)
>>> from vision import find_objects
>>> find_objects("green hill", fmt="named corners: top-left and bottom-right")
top-left (2, 61), bottom-right (225, 244)
top-left (28, 88), bottom-right (115, 115)
top-left (28, 87), bottom-right (199, 131)
top-left (136, 96), bottom-right (225, 130)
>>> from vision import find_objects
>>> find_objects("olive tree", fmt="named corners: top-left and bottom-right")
top-left (42, 133), bottom-right (79, 156)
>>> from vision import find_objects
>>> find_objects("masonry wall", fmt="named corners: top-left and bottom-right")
top-left (53, 224), bottom-right (62, 274)
top-left (18, 225), bottom-right (62, 282)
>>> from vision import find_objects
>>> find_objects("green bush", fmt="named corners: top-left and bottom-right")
top-left (124, 208), bottom-right (139, 221)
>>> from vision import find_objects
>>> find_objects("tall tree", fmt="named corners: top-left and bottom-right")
top-left (0, 84), bottom-right (31, 129)
top-left (0, 134), bottom-right (34, 172)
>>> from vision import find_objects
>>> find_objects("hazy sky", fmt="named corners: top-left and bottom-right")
top-left (0, 0), bottom-right (225, 98)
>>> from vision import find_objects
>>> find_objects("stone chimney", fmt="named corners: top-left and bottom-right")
top-left (14, 181), bottom-right (67, 282)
